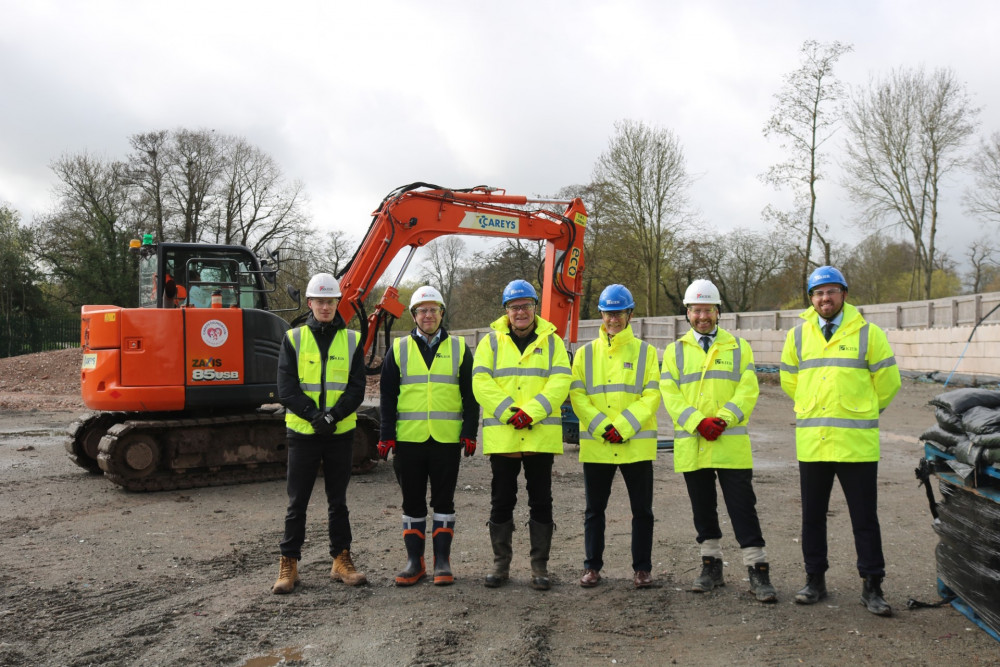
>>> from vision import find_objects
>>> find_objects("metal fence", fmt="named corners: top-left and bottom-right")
top-left (0, 314), bottom-right (80, 358)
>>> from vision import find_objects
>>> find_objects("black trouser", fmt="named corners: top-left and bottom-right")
top-left (683, 467), bottom-right (766, 549)
top-left (583, 461), bottom-right (654, 573)
top-left (799, 460), bottom-right (884, 577)
top-left (489, 454), bottom-right (554, 524)
top-left (279, 430), bottom-right (354, 560)
top-left (392, 439), bottom-right (462, 517)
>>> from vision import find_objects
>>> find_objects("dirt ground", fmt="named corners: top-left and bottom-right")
top-left (1, 349), bottom-right (998, 666)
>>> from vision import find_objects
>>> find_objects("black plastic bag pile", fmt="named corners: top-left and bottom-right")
top-left (921, 388), bottom-right (1000, 467)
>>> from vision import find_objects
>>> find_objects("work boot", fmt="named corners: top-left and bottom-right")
top-left (528, 520), bottom-right (554, 591)
top-left (331, 549), bottom-right (367, 586)
top-left (747, 563), bottom-right (778, 603)
top-left (794, 572), bottom-right (827, 604)
top-left (691, 556), bottom-right (724, 592)
top-left (395, 516), bottom-right (426, 586)
top-left (432, 514), bottom-right (455, 586)
top-left (484, 520), bottom-right (514, 588)
top-left (271, 555), bottom-right (300, 594)
top-left (861, 575), bottom-right (892, 616)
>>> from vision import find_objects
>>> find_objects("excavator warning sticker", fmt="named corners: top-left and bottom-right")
top-left (458, 212), bottom-right (519, 234)
top-left (82, 354), bottom-right (97, 370)
top-left (201, 320), bottom-right (229, 348)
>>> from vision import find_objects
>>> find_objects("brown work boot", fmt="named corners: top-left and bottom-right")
top-left (331, 549), bottom-right (368, 586)
top-left (272, 555), bottom-right (300, 594)
top-left (633, 570), bottom-right (653, 589)
top-left (580, 568), bottom-right (601, 588)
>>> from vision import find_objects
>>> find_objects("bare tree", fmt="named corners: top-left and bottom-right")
top-left (420, 236), bottom-right (467, 327)
top-left (163, 128), bottom-right (224, 242)
top-left (965, 239), bottom-right (1000, 293)
top-left (592, 119), bottom-right (692, 315)
top-left (762, 40), bottom-right (852, 305)
top-left (964, 131), bottom-right (1000, 226)
top-left (842, 67), bottom-right (979, 299)
top-left (127, 130), bottom-right (170, 241)
top-left (690, 228), bottom-right (789, 312)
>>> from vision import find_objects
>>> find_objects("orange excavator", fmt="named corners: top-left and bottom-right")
top-left (68, 183), bottom-right (587, 491)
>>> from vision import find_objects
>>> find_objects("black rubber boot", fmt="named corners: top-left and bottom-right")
top-left (432, 516), bottom-right (455, 585)
top-left (861, 575), bottom-right (892, 616)
top-left (794, 572), bottom-right (827, 604)
top-left (747, 563), bottom-right (778, 603)
top-left (691, 556), bottom-right (724, 592)
top-left (484, 520), bottom-right (514, 588)
top-left (395, 517), bottom-right (426, 586)
top-left (528, 520), bottom-right (554, 591)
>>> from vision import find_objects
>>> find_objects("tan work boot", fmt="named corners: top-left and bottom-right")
top-left (331, 549), bottom-right (368, 586)
top-left (272, 555), bottom-right (300, 594)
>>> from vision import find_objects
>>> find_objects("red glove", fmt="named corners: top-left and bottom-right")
top-left (602, 425), bottom-right (624, 443)
top-left (507, 409), bottom-right (533, 430)
top-left (461, 437), bottom-right (477, 457)
top-left (377, 439), bottom-right (395, 460)
top-left (696, 418), bottom-right (725, 441)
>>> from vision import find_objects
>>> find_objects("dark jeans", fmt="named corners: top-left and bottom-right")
top-left (583, 461), bottom-right (654, 572)
top-left (279, 430), bottom-right (354, 560)
top-left (683, 467), bottom-right (766, 549)
top-left (799, 460), bottom-right (884, 577)
top-left (489, 454), bottom-right (554, 524)
top-left (392, 439), bottom-right (462, 518)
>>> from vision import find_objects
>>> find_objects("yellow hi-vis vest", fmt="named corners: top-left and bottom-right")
top-left (660, 328), bottom-right (759, 472)
top-left (394, 333), bottom-right (465, 443)
top-left (570, 324), bottom-right (660, 464)
top-left (284, 325), bottom-right (359, 435)
top-left (780, 303), bottom-right (901, 462)
top-left (472, 314), bottom-right (571, 455)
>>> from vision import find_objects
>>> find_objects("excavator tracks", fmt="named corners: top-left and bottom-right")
top-left (67, 406), bottom-right (380, 491)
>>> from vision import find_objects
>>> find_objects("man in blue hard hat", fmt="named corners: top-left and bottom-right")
top-left (472, 279), bottom-right (571, 591)
top-left (780, 265), bottom-right (901, 616)
top-left (570, 284), bottom-right (660, 589)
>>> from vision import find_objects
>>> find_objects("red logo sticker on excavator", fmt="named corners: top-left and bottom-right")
top-left (201, 320), bottom-right (229, 348)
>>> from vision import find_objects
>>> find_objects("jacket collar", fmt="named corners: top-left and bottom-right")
top-left (600, 323), bottom-right (635, 348)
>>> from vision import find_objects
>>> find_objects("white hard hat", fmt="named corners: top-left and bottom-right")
top-left (410, 285), bottom-right (445, 311)
top-left (306, 273), bottom-right (342, 298)
top-left (683, 279), bottom-right (721, 306)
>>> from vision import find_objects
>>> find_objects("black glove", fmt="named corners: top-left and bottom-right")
top-left (310, 412), bottom-right (337, 435)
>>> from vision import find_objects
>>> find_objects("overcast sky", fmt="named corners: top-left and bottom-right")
top-left (2, 0), bottom-right (998, 276)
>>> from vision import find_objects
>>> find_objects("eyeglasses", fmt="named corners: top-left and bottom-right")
top-left (505, 303), bottom-right (535, 313)
top-left (810, 287), bottom-right (843, 298)
top-left (413, 307), bottom-right (441, 316)
top-left (601, 310), bottom-right (628, 319)
top-left (687, 308), bottom-right (716, 316)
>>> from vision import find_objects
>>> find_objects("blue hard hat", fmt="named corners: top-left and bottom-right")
top-left (807, 266), bottom-right (848, 293)
top-left (598, 284), bottom-right (635, 311)
top-left (502, 279), bottom-right (538, 307)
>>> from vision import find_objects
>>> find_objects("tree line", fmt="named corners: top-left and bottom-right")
top-left (2, 39), bottom-right (1000, 330)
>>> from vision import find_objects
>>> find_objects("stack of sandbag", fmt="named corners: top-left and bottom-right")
top-left (921, 388), bottom-right (1000, 468)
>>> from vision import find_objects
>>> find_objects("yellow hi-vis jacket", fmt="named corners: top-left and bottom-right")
top-left (570, 324), bottom-right (660, 464)
top-left (660, 328), bottom-right (758, 472)
top-left (285, 325), bottom-right (359, 436)
top-left (472, 314), bottom-right (571, 455)
top-left (780, 302), bottom-right (901, 462)
top-left (393, 334), bottom-right (465, 443)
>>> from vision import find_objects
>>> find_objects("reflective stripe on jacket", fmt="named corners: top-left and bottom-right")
top-left (660, 328), bottom-right (758, 472)
top-left (472, 314), bottom-right (571, 455)
top-left (394, 334), bottom-right (465, 443)
top-left (779, 302), bottom-right (901, 462)
top-left (570, 324), bottom-right (660, 464)
top-left (285, 325), bottom-right (359, 435)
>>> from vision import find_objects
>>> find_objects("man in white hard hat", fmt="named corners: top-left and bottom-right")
top-left (659, 279), bottom-right (777, 603)
top-left (377, 285), bottom-right (479, 587)
top-left (271, 272), bottom-right (368, 594)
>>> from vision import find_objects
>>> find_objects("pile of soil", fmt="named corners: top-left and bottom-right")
top-left (0, 348), bottom-right (85, 411)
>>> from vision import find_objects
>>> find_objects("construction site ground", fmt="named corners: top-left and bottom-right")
top-left (1, 348), bottom-right (998, 666)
